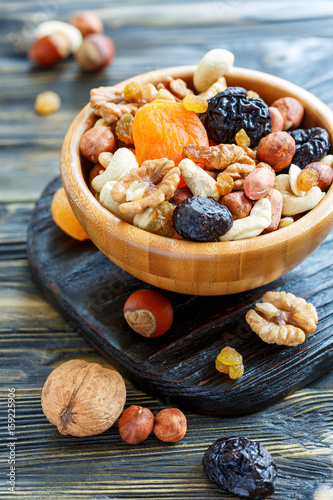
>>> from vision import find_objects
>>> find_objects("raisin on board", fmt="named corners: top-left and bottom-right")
top-left (201, 88), bottom-right (271, 147)
top-left (203, 436), bottom-right (278, 500)
top-left (289, 127), bottom-right (331, 169)
top-left (173, 196), bottom-right (233, 242)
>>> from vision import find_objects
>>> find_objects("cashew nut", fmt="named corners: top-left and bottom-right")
top-left (289, 163), bottom-right (305, 197)
top-left (193, 48), bottom-right (234, 93)
top-left (278, 217), bottom-right (294, 229)
top-left (178, 158), bottom-right (220, 201)
top-left (99, 181), bottom-right (135, 224)
top-left (219, 198), bottom-right (272, 241)
top-left (274, 174), bottom-right (325, 216)
top-left (198, 76), bottom-right (227, 100)
top-left (321, 154), bottom-right (333, 167)
top-left (91, 148), bottom-right (139, 193)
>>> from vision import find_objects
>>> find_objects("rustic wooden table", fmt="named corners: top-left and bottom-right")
top-left (1, 1), bottom-right (332, 499)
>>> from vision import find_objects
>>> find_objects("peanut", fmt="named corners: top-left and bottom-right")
top-left (271, 97), bottom-right (304, 130)
top-left (269, 107), bottom-right (284, 133)
top-left (244, 167), bottom-right (275, 200)
top-left (263, 189), bottom-right (283, 232)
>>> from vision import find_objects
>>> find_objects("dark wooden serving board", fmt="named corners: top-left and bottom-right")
top-left (27, 177), bottom-right (333, 416)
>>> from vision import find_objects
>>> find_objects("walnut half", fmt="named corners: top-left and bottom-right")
top-left (111, 158), bottom-right (180, 215)
top-left (245, 291), bottom-right (318, 346)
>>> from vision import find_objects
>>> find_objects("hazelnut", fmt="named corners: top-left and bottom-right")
top-left (80, 126), bottom-right (116, 163)
top-left (123, 289), bottom-right (174, 338)
top-left (29, 32), bottom-right (71, 67)
top-left (269, 107), bottom-right (284, 133)
top-left (34, 20), bottom-right (83, 53)
top-left (220, 191), bottom-right (254, 220)
top-left (271, 97), bottom-right (304, 130)
top-left (170, 187), bottom-right (193, 205)
top-left (153, 408), bottom-right (187, 443)
top-left (89, 164), bottom-right (105, 197)
top-left (118, 405), bottom-right (154, 444)
top-left (71, 11), bottom-right (104, 37)
top-left (75, 34), bottom-right (115, 72)
top-left (304, 162), bottom-right (333, 190)
top-left (256, 131), bottom-right (296, 172)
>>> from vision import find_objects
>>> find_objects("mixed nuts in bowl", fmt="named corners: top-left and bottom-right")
top-left (60, 51), bottom-right (333, 295)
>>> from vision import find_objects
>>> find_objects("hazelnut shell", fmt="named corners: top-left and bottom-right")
top-left (118, 405), bottom-right (154, 444)
top-left (71, 11), bottom-right (104, 36)
top-left (256, 131), bottom-right (296, 172)
top-left (75, 34), bottom-right (115, 72)
top-left (153, 408), bottom-right (187, 443)
top-left (79, 126), bottom-right (116, 163)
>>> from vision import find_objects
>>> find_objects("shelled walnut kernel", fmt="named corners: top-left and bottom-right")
top-left (246, 291), bottom-right (318, 346)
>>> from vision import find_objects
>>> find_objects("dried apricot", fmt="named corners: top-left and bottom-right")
top-left (132, 100), bottom-right (209, 167)
top-left (51, 187), bottom-right (89, 241)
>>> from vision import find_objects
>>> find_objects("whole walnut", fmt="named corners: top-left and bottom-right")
top-left (41, 359), bottom-right (126, 437)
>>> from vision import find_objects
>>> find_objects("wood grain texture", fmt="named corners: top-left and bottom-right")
top-left (61, 66), bottom-right (333, 295)
top-left (1, 0), bottom-right (333, 498)
top-left (27, 176), bottom-right (333, 417)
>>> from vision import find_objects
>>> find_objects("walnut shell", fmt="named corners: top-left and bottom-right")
top-left (41, 359), bottom-right (126, 437)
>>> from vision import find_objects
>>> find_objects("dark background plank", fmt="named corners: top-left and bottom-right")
top-left (0, 1), bottom-right (332, 498)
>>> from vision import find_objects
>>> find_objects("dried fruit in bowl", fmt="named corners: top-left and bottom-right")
top-left (132, 100), bottom-right (209, 166)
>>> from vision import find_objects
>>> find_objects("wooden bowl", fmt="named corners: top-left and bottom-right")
top-left (61, 66), bottom-right (333, 295)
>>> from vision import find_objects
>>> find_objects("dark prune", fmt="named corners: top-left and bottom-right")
top-left (201, 88), bottom-right (271, 147)
top-left (218, 87), bottom-right (248, 97)
top-left (203, 436), bottom-right (278, 500)
top-left (289, 127), bottom-right (331, 169)
top-left (173, 195), bottom-right (233, 242)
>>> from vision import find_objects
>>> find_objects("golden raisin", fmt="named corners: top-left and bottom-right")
top-left (183, 144), bottom-right (212, 166)
top-left (35, 90), bottom-right (61, 115)
top-left (229, 364), bottom-right (244, 379)
top-left (115, 113), bottom-right (134, 144)
top-left (123, 81), bottom-right (143, 102)
top-left (216, 172), bottom-right (234, 195)
top-left (235, 128), bottom-right (251, 149)
top-left (215, 346), bottom-right (244, 380)
top-left (146, 201), bottom-right (175, 237)
top-left (247, 90), bottom-right (260, 99)
top-left (217, 346), bottom-right (243, 366)
top-left (296, 167), bottom-right (319, 192)
top-left (182, 94), bottom-right (208, 114)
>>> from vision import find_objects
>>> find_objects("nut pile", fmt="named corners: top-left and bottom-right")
top-left (79, 48), bottom-right (332, 242)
